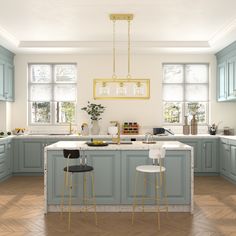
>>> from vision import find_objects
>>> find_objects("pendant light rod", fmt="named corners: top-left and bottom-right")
top-left (127, 19), bottom-right (131, 79)
top-left (112, 20), bottom-right (116, 79)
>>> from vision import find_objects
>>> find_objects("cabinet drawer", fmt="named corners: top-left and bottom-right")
top-left (0, 144), bottom-right (5, 154)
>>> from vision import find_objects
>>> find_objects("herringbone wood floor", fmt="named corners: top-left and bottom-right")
top-left (0, 176), bottom-right (236, 236)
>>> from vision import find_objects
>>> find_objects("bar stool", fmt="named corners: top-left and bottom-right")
top-left (132, 147), bottom-right (168, 230)
top-left (60, 149), bottom-right (97, 230)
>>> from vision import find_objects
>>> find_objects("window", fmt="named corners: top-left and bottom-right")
top-left (162, 64), bottom-right (209, 125)
top-left (28, 64), bottom-right (77, 125)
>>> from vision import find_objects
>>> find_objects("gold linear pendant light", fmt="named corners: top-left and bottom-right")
top-left (93, 14), bottom-right (150, 100)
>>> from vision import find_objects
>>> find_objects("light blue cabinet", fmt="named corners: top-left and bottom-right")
top-left (121, 150), bottom-right (154, 204)
top-left (227, 56), bottom-right (236, 100)
top-left (178, 138), bottom-right (218, 173)
top-left (121, 150), bottom-right (191, 205)
top-left (0, 46), bottom-right (14, 102)
top-left (85, 150), bottom-right (121, 204)
top-left (220, 140), bottom-right (230, 176)
top-left (216, 41), bottom-right (236, 102)
top-left (201, 139), bottom-right (218, 172)
top-left (47, 150), bottom-right (121, 205)
top-left (220, 139), bottom-right (236, 183)
top-left (217, 62), bottom-right (227, 101)
top-left (18, 139), bottom-right (44, 172)
top-left (178, 139), bottom-right (201, 172)
top-left (0, 139), bottom-right (12, 181)
top-left (46, 149), bottom-right (191, 206)
top-left (229, 145), bottom-right (236, 181)
top-left (47, 151), bottom-right (82, 204)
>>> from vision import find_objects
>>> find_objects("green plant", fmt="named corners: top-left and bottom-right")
top-left (81, 101), bottom-right (106, 121)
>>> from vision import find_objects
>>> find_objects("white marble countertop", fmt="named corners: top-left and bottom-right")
top-left (1, 133), bottom-right (236, 141)
top-left (45, 140), bottom-right (193, 151)
top-left (13, 133), bottom-right (220, 139)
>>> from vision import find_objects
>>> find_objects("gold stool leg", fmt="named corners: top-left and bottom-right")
top-left (164, 171), bottom-right (169, 216)
top-left (132, 170), bottom-right (138, 224)
top-left (68, 173), bottom-right (73, 231)
top-left (142, 173), bottom-right (147, 212)
top-left (91, 172), bottom-right (98, 225)
top-left (83, 173), bottom-right (88, 212)
top-left (156, 173), bottom-right (160, 230)
top-left (60, 171), bottom-right (66, 218)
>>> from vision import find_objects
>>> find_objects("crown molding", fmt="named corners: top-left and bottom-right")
top-left (0, 18), bottom-right (236, 54)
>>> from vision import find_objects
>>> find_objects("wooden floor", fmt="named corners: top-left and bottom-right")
top-left (0, 176), bottom-right (236, 236)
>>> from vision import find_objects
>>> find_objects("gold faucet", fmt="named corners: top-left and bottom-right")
top-left (110, 121), bottom-right (121, 144)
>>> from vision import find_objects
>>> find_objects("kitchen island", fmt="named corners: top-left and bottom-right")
top-left (44, 141), bottom-right (193, 213)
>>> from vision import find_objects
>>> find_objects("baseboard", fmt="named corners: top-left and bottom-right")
top-left (47, 204), bottom-right (191, 213)
top-left (194, 172), bottom-right (220, 176)
top-left (220, 174), bottom-right (236, 185)
top-left (0, 174), bottom-right (12, 182)
top-left (12, 172), bottom-right (44, 176)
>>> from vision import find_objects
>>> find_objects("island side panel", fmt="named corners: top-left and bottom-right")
top-left (121, 150), bottom-right (191, 205)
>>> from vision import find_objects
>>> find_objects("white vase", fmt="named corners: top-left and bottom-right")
top-left (91, 120), bottom-right (100, 135)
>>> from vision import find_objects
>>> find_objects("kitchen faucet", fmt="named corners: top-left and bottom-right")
top-left (110, 121), bottom-right (121, 144)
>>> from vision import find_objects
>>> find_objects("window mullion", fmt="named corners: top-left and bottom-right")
top-left (51, 64), bottom-right (55, 125)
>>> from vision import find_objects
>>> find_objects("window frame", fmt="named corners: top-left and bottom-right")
top-left (162, 63), bottom-right (209, 126)
top-left (28, 63), bottom-right (77, 126)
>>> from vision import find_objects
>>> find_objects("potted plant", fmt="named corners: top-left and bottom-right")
top-left (81, 101), bottom-right (106, 134)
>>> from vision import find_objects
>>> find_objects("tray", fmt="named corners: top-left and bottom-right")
top-left (86, 142), bottom-right (109, 147)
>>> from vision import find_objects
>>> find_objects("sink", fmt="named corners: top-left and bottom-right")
top-left (109, 141), bottom-right (133, 145)
top-left (142, 141), bottom-right (156, 144)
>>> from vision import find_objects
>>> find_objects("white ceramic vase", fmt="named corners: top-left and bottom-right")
top-left (91, 120), bottom-right (100, 135)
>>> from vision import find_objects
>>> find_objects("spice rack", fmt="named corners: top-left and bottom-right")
top-left (122, 122), bottom-right (139, 135)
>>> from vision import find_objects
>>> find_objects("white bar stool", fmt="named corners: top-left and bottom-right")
top-left (132, 147), bottom-right (168, 230)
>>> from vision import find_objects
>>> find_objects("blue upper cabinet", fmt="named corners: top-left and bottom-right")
top-left (0, 46), bottom-right (14, 102)
top-left (216, 41), bottom-right (236, 102)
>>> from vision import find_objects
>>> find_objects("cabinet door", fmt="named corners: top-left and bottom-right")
top-left (202, 140), bottom-right (218, 172)
top-left (121, 150), bottom-right (154, 204)
top-left (86, 150), bottom-right (121, 204)
top-left (121, 150), bottom-right (191, 205)
top-left (47, 150), bottom-right (82, 204)
top-left (0, 143), bottom-right (7, 179)
top-left (19, 140), bottom-right (44, 172)
top-left (226, 57), bottom-right (236, 100)
top-left (0, 61), bottom-right (4, 100)
top-left (6, 141), bottom-right (12, 175)
top-left (229, 145), bottom-right (236, 181)
top-left (220, 142), bottom-right (230, 176)
top-left (179, 139), bottom-right (201, 172)
top-left (4, 64), bottom-right (14, 102)
top-left (217, 62), bottom-right (227, 101)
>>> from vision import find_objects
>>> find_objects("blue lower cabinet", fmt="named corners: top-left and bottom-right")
top-left (179, 139), bottom-right (201, 173)
top-left (165, 151), bottom-right (191, 204)
top-left (0, 139), bottom-right (12, 181)
top-left (201, 139), bottom-right (218, 172)
top-left (229, 145), bottom-right (236, 181)
top-left (85, 150), bottom-right (121, 204)
top-left (47, 151), bottom-right (82, 204)
top-left (220, 141), bottom-right (230, 177)
top-left (121, 150), bottom-right (154, 204)
top-left (18, 140), bottom-right (44, 172)
top-left (120, 150), bottom-right (191, 204)
top-left (46, 149), bottom-right (192, 206)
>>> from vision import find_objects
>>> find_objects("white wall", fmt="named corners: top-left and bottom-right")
top-left (10, 53), bottom-right (236, 134)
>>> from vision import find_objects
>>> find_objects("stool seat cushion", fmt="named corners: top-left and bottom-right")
top-left (64, 165), bottom-right (93, 173)
top-left (136, 165), bottom-right (166, 173)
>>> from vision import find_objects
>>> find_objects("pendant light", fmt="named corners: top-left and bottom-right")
top-left (93, 14), bottom-right (150, 99)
